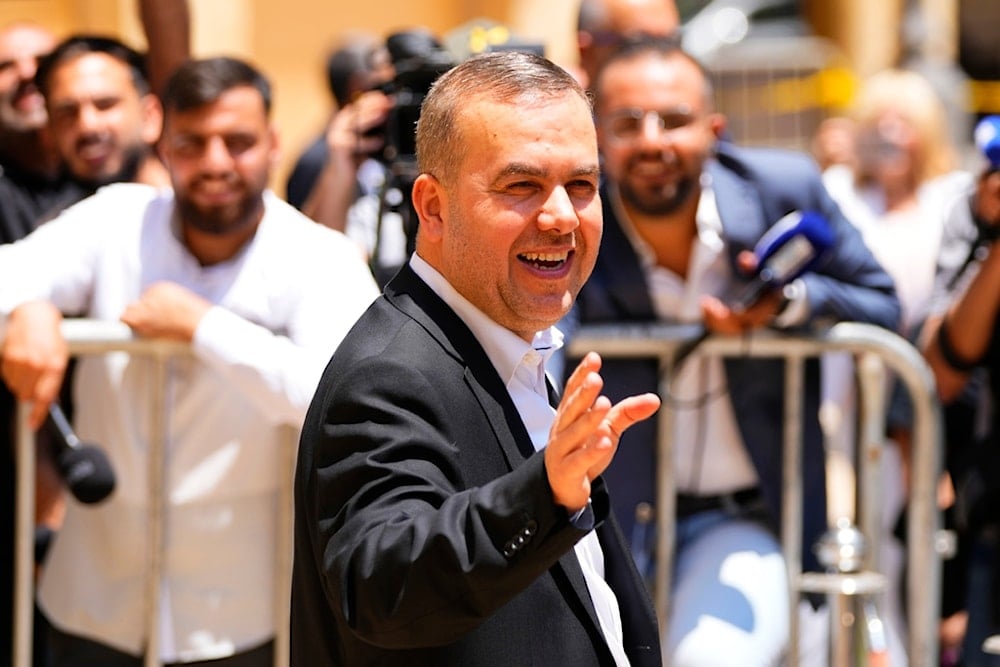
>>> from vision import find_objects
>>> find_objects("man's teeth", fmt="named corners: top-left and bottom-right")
top-left (521, 251), bottom-right (568, 263)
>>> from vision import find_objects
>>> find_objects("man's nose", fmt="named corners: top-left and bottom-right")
top-left (537, 186), bottom-right (579, 234)
top-left (77, 104), bottom-right (102, 132)
top-left (15, 56), bottom-right (38, 82)
top-left (201, 136), bottom-right (233, 171)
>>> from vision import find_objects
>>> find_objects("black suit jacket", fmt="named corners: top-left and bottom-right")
top-left (290, 265), bottom-right (660, 666)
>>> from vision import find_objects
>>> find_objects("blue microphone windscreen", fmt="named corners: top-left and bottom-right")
top-left (975, 115), bottom-right (1000, 169)
top-left (754, 210), bottom-right (834, 262)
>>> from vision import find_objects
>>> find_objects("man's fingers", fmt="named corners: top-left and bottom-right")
top-left (552, 352), bottom-right (603, 435)
top-left (562, 351), bottom-right (601, 398)
top-left (551, 394), bottom-right (611, 452)
top-left (605, 393), bottom-right (661, 439)
top-left (28, 401), bottom-right (49, 432)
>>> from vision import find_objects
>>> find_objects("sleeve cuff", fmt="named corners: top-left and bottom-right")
top-left (568, 497), bottom-right (595, 531)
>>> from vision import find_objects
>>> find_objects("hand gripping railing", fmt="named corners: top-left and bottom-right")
top-left (565, 321), bottom-right (943, 666)
top-left (11, 319), bottom-right (295, 667)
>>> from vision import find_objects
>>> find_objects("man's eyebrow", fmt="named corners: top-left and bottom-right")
top-left (496, 162), bottom-right (601, 179)
top-left (498, 162), bottom-right (544, 179)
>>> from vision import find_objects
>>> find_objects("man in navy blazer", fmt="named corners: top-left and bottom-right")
top-left (290, 51), bottom-right (662, 666)
top-left (571, 40), bottom-right (901, 663)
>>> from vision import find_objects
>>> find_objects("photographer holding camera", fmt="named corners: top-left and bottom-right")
top-left (286, 35), bottom-right (394, 233)
top-left (289, 28), bottom-right (454, 286)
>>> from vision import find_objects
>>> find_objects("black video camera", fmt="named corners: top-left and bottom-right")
top-left (370, 30), bottom-right (455, 174)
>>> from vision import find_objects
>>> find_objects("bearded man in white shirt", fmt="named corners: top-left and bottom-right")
top-left (0, 56), bottom-right (379, 666)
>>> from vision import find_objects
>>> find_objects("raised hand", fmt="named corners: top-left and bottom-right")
top-left (544, 352), bottom-right (660, 512)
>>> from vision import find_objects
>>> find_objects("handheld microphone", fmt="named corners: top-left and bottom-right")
top-left (732, 210), bottom-right (834, 313)
top-left (46, 403), bottom-right (116, 504)
top-left (672, 210), bottom-right (834, 369)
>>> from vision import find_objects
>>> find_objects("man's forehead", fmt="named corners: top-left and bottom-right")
top-left (606, 0), bottom-right (677, 33)
top-left (0, 24), bottom-right (55, 57)
top-left (48, 53), bottom-right (134, 89)
top-left (167, 87), bottom-right (266, 121)
top-left (600, 53), bottom-right (699, 99)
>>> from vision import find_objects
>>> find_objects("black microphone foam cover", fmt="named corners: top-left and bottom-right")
top-left (57, 444), bottom-right (116, 504)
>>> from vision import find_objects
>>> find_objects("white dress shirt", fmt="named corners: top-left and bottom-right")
top-left (0, 183), bottom-right (380, 660)
top-left (609, 180), bottom-right (759, 494)
top-left (410, 254), bottom-right (630, 667)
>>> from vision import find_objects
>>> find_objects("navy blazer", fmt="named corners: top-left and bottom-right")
top-left (290, 265), bottom-right (661, 665)
top-left (572, 142), bottom-right (901, 572)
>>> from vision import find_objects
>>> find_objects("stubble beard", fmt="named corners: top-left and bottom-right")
top-left (618, 175), bottom-right (694, 217)
top-left (176, 188), bottom-right (265, 237)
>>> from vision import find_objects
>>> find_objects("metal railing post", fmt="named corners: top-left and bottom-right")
top-left (653, 353), bottom-right (677, 637)
top-left (13, 401), bottom-right (35, 667)
top-left (783, 354), bottom-right (805, 666)
top-left (273, 425), bottom-right (297, 667)
top-left (144, 353), bottom-right (169, 667)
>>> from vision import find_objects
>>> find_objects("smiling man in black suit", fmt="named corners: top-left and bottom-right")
top-left (290, 50), bottom-right (662, 666)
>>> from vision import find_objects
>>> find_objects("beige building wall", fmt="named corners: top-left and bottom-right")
top-left (0, 0), bottom-right (580, 197)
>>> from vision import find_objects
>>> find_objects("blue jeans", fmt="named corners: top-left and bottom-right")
top-left (666, 510), bottom-right (790, 666)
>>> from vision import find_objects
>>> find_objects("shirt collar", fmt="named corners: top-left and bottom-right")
top-left (409, 253), bottom-right (563, 386)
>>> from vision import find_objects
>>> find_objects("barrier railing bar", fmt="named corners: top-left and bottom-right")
top-left (274, 425), bottom-right (296, 667)
top-left (565, 321), bottom-right (942, 667)
top-left (144, 353), bottom-right (168, 667)
top-left (857, 353), bottom-right (888, 573)
top-left (13, 401), bottom-right (33, 667)
top-left (783, 354), bottom-right (806, 666)
top-left (653, 353), bottom-right (676, 631)
top-left (11, 320), bottom-right (294, 667)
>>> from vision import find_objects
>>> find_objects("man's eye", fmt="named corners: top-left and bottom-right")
top-left (225, 137), bottom-right (256, 154)
top-left (505, 181), bottom-right (538, 193)
top-left (660, 113), bottom-right (695, 130)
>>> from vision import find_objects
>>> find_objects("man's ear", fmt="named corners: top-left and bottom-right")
top-left (267, 123), bottom-right (281, 169)
top-left (411, 173), bottom-right (446, 242)
top-left (140, 94), bottom-right (164, 146)
top-left (710, 112), bottom-right (728, 140)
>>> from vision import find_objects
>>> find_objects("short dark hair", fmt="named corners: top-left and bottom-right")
top-left (161, 56), bottom-right (272, 116)
top-left (325, 41), bottom-right (375, 107)
top-left (36, 34), bottom-right (149, 98)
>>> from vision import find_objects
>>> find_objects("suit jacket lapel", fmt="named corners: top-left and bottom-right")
top-left (384, 265), bottom-right (536, 464)
top-left (708, 149), bottom-right (769, 262)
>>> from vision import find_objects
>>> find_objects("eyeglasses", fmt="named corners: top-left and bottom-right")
top-left (586, 30), bottom-right (682, 50)
top-left (603, 107), bottom-right (702, 142)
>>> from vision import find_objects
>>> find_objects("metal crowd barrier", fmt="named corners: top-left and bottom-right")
top-left (11, 319), bottom-right (296, 667)
top-left (565, 321), bottom-right (944, 667)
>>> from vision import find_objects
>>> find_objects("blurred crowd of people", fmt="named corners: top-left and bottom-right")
top-left (3, 0), bottom-right (1000, 666)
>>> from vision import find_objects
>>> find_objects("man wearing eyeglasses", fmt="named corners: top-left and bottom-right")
top-left (568, 39), bottom-right (900, 664)
top-left (575, 0), bottom-right (680, 90)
